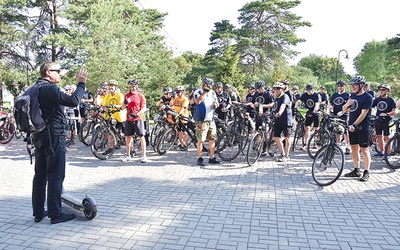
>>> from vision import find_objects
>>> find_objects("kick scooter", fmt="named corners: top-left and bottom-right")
top-left (61, 188), bottom-right (97, 220)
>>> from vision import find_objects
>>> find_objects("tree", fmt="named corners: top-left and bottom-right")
top-left (213, 46), bottom-right (244, 87)
top-left (354, 40), bottom-right (388, 83)
top-left (386, 34), bottom-right (400, 83)
top-left (236, 0), bottom-right (311, 75)
top-left (298, 54), bottom-right (345, 84)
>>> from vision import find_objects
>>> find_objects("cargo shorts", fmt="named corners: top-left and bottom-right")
top-left (195, 121), bottom-right (217, 142)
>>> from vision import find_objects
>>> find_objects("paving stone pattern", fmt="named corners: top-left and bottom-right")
top-left (1, 139), bottom-right (400, 249)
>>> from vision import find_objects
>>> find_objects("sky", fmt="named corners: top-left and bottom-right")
top-left (136, 0), bottom-right (400, 75)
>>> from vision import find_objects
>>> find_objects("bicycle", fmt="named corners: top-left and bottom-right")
top-left (307, 110), bottom-right (331, 159)
top-left (156, 111), bottom-right (196, 155)
top-left (291, 108), bottom-right (306, 151)
top-left (246, 112), bottom-right (277, 165)
top-left (90, 106), bottom-right (131, 160)
top-left (65, 109), bottom-right (79, 147)
top-left (311, 117), bottom-right (347, 186)
top-left (216, 103), bottom-right (252, 161)
top-left (0, 107), bottom-right (16, 144)
top-left (384, 117), bottom-right (400, 169)
top-left (79, 104), bottom-right (103, 146)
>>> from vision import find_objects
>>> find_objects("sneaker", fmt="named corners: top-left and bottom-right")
top-left (274, 155), bottom-right (284, 162)
top-left (359, 171), bottom-right (369, 182)
top-left (344, 169), bottom-right (361, 177)
top-left (102, 148), bottom-right (113, 155)
top-left (209, 157), bottom-right (220, 164)
top-left (197, 157), bottom-right (205, 166)
top-left (121, 155), bottom-right (132, 162)
top-left (261, 151), bottom-right (267, 157)
top-left (284, 155), bottom-right (290, 161)
top-left (130, 150), bottom-right (136, 157)
top-left (345, 148), bottom-right (351, 155)
top-left (34, 210), bottom-right (48, 223)
top-left (50, 213), bottom-right (76, 224)
top-left (180, 146), bottom-right (188, 151)
top-left (373, 152), bottom-right (385, 157)
top-left (141, 156), bottom-right (148, 163)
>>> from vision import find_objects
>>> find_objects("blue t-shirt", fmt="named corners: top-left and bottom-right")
top-left (193, 89), bottom-right (218, 122)
top-left (330, 92), bottom-right (351, 115)
top-left (348, 92), bottom-right (373, 131)
top-left (273, 93), bottom-right (292, 127)
top-left (300, 92), bottom-right (321, 112)
top-left (372, 96), bottom-right (396, 122)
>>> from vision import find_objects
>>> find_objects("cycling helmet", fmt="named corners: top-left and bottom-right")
top-left (281, 79), bottom-right (290, 85)
top-left (320, 86), bottom-right (326, 90)
top-left (163, 87), bottom-right (172, 93)
top-left (273, 82), bottom-right (284, 89)
top-left (100, 81), bottom-right (108, 88)
top-left (128, 79), bottom-right (139, 85)
top-left (224, 84), bottom-right (231, 91)
top-left (336, 80), bottom-right (346, 85)
top-left (202, 77), bottom-right (214, 86)
top-left (378, 83), bottom-right (391, 91)
top-left (108, 80), bottom-right (118, 86)
top-left (215, 82), bottom-right (223, 87)
top-left (266, 87), bottom-right (272, 92)
top-left (175, 86), bottom-right (185, 92)
top-left (255, 80), bottom-right (265, 89)
top-left (291, 85), bottom-right (299, 90)
top-left (306, 84), bottom-right (314, 90)
top-left (349, 75), bottom-right (366, 85)
top-left (248, 84), bottom-right (255, 89)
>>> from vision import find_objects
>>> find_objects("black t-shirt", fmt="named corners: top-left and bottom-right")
top-left (330, 92), bottom-right (351, 115)
top-left (273, 93), bottom-right (292, 127)
top-left (245, 93), bottom-right (257, 114)
top-left (215, 91), bottom-right (231, 116)
top-left (300, 92), bottom-right (321, 112)
top-left (160, 96), bottom-right (172, 106)
top-left (348, 92), bottom-right (373, 131)
top-left (372, 96), bottom-right (396, 122)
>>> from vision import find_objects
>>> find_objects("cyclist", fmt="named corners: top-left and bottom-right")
top-left (244, 84), bottom-right (257, 117)
top-left (94, 82), bottom-right (108, 106)
top-left (215, 82), bottom-right (232, 122)
top-left (364, 82), bottom-right (375, 99)
top-left (121, 79), bottom-right (148, 163)
top-left (342, 76), bottom-right (373, 182)
top-left (252, 80), bottom-right (274, 130)
top-left (101, 80), bottom-right (126, 155)
top-left (330, 80), bottom-right (351, 154)
top-left (272, 82), bottom-right (293, 162)
top-left (281, 80), bottom-right (294, 104)
top-left (295, 84), bottom-right (321, 150)
top-left (156, 87), bottom-right (173, 110)
top-left (193, 77), bottom-right (220, 166)
top-left (79, 87), bottom-right (93, 125)
top-left (372, 83), bottom-right (396, 157)
top-left (170, 86), bottom-right (189, 151)
top-left (188, 86), bottom-right (197, 116)
top-left (319, 86), bottom-right (329, 112)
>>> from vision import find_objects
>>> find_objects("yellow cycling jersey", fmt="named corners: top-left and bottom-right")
top-left (171, 96), bottom-right (189, 117)
top-left (101, 92), bottom-right (126, 122)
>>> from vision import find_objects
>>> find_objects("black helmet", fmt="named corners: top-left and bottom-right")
top-left (306, 84), bottom-right (314, 90)
top-left (215, 82), bottom-right (223, 87)
top-left (255, 80), bottom-right (265, 89)
top-left (128, 79), bottom-right (139, 85)
top-left (174, 86), bottom-right (185, 92)
top-left (349, 75), bottom-right (366, 85)
top-left (163, 87), bottom-right (172, 93)
top-left (336, 80), bottom-right (346, 85)
top-left (202, 77), bottom-right (214, 86)
top-left (248, 84), bottom-right (255, 89)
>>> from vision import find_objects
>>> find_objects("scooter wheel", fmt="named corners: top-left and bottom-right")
top-left (83, 198), bottom-right (97, 220)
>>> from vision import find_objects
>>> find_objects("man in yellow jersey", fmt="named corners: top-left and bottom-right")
top-left (101, 80), bottom-right (126, 155)
top-left (170, 86), bottom-right (190, 150)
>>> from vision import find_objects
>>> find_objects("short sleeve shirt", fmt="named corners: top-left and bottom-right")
top-left (171, 96), bottom-right (189, 117)
top-left (125, 92), bottom-right (146, 122)
top-left (372, 96), bottom-right (396, 121)
top-left (330, 92), bottom-right (351, 115)
top-left (273, 93), bottom-right (293, 127)
top-left (102, 92), bottom-right (126, 122)
top-left (300, 92), bottom-right (321, 112)
top-left (348, 92), bottom-right (373, 131)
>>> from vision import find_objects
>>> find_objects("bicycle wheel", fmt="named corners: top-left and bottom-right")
top-left (0, 122), bottom-right (15, 144)
top-left (91, 128), bottom-right (116, 160)
top-left (307, 130), bottom-right (330, 159)
top-left (217, 131), bottom-right (243, 161)
top-left (246, 132), bottom-right (263, 165)
top-left (384, 135), bottom-right (400, 169)
top-left (156, 127), bottom-right (177, 155)
top-left (291, 123), bottom-right (304, 151)
top-left (80, 120), bottom-right (96, 146)
top-left (150, 122), bottom-right (162, 149)
top-left (312, 144), bottom-right (344, 186)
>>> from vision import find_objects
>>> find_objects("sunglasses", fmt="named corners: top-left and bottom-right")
top-left (49, 69), bottom-right (61, 73)
top-left (175, 91), bottom-right (182, 94)
top-left (337, 85), bottom-right (345, 87)
top-left (273, 88), bottom-right (281, 90)
top-left (379, 89), bottom-right (387, 91)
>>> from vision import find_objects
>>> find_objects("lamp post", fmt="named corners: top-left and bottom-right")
top-left (336, 49), bottom-right (349, 82)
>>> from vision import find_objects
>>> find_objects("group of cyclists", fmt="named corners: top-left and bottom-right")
top-left (56, 72), bottom-right (400, 182)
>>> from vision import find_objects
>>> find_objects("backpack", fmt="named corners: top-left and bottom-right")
top-left (14, 82), bottom-right (47, 134)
